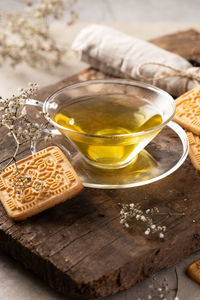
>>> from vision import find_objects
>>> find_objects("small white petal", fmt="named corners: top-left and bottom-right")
top-left (145, 228), bottom-right (151, 235)
top-left (159, 233), bottom-right (164, 239)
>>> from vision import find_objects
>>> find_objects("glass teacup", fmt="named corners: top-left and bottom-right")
top-left (43, 80), bottom-right (176, 169)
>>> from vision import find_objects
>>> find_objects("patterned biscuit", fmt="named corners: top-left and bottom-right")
top-left (186, 131), bottom-right (200, 174)
top-left (0, 146), bottom-right (83, 221)
top-left (173, 85), bottom-right (200, 135)
top-left (187, 259), bottom-right (200, 285)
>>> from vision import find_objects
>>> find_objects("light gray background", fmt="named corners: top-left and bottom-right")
top-left (0, 0), bottom-right (200, 299)
top-left (1, 0), bottom-right (200, 22)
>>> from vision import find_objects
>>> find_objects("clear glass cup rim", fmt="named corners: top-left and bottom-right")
top-left (43, 79), bottom-right (176, 140)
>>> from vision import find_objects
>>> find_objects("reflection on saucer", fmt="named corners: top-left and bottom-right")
top-left (34, 116), bottom-right (188, 189)
top-left (71, 149), bottom-right (159, 187)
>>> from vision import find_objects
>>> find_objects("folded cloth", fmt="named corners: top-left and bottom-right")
top-left (72, 24), bottom-right (200, 97)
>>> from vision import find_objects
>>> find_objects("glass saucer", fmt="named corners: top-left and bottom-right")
top-left (36, 121), bottom-right (188, 189)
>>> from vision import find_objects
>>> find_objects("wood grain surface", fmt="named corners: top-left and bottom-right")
top-left (0, 30), bottom-right (200, 300)
top-left (151, 29), bottom-right (200, 65)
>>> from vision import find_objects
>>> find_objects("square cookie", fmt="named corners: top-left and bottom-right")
top-left (174, 85), bottom-right (200, 135)
top-left (0, 146), bottom-right (83, 221)
top-left (186, 131), bottom-right (200, 174)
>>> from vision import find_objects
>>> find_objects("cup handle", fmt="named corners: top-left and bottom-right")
top-left (26, 98), bottom-right (64, 153)
top-left (26, 98), bottom-right (61, 136)
top-left (26, 98), bottom-right (62, 135)
top-left (27, 99), bottom-right (73, 160)
top-left (26, 98), bottom-right (43, 107)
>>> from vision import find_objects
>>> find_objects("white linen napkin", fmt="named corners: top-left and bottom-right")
top-left (72, 24), bottom-right (199, 96)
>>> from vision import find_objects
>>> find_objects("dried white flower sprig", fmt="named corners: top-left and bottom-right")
top-left (12, 166), bottom-right (45, 197)
top-left (0, 83), bottom-right (51, 172)
top-left (119, 203), bottom-right (185, 239)
top-left (0, 83), bottom-right (53, 194)
top-left (137, 268), bottom-right (179, 300)
top-left (0, 0), bottom-right (77, 69)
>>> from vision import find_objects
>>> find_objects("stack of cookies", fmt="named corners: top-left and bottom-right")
top-left (174, 86), bottom-right (200, 174)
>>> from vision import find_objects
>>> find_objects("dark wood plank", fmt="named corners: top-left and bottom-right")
top-left (151, 29), bottom-right (200, 65)
top-left (0, 30), bottom-right (200, 300)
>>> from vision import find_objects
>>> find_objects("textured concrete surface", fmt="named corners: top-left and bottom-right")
top-left (1, 0), bottom-right (200, 22)
top-left (0, 250), bottom-right (199, 300)
top-left (0, 1), bottom-right (200, 299)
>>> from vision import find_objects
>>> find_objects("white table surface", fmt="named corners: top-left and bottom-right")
top-left (0, 1), bottom-right (200, 299)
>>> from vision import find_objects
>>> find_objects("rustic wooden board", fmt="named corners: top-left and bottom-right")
top-left (151, 29), bottom-right (200, 65)
top-left (0, 30), bottom-right (200, 300)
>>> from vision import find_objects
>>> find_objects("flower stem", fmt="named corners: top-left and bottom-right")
top-left (153, 212), bottom-right (185, 217)
top-left (0, 129), bottom-right (20, 173)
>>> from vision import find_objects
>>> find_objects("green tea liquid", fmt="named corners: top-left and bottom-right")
top-left (54, 94), bottom-right (162, 168)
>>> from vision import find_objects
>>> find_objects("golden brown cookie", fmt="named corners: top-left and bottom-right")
top-left (0, 146), bottom-right (83, 221)
top-left (186, 131), bottom-right (200, 174)
top-left (174, 85), bottom-right (200, 135)
top-left (187, 259), bottom-right (200, 285)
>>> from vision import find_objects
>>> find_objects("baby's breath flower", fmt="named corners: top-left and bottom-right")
top-left (140, 215), bottom-right (146, 222)
top-left (0, 83), bottom-right (53, 172)
top-left (0, 0), bottom-right (77, 69)
top-left (145, 228), bottom-right (151, 235)
top-left (140, 270), bottom-right (179, 300)
top-left (136, 214), bottom-right (141, 220)
top-left (119, 203), bottom-right (167, 239)
top-left (151, 224), bottom-right (156, 230)
top-left (159, 232), bottom-right (165, 239)
top-left (0, 83), bottom-right (54, 195)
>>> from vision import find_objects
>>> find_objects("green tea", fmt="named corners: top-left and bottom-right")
top-left (54, 94), bottom-right (162, 168)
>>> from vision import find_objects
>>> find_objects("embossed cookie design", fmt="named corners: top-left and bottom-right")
top-left (0, 146), bottom-right (83, 221)
top-left (187, 259), bottom-right (200, 285)
top-left (174, 85), bottom-right (200, 135)
top-left (186, 131), bottom-right (200, 174)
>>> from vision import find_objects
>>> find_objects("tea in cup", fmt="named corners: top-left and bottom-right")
top-left (43, 80), bottom-right (175, 169)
